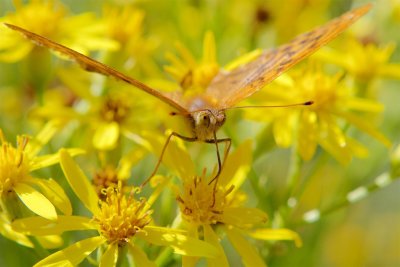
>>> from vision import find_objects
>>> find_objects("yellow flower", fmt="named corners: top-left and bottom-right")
top-left (33, 70), bottom-right (157, 151)
top-left (163, 31), bottom-right (219, 95)
top-left (12, 150), bottom-right (217, 266)
top-left (102, 5), bottom-right (159, 76)
top-left (244, 64), bottom-right (391, 164)
top-left (0, 122), bottom-right (74, 221)
top-left (92, 147), bottom-right (146, 200)
top-left (316, 37), bottom-right (400, 83)
top-left (0, 0), bottom-right (118, 62)
top-left (263, 0), bottom-right (332, 43)
top-left (0, 121), bottom-right (79, 247)
top-left (175, 140), bottom-right (301, 266)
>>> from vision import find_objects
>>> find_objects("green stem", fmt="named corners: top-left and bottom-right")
top-left (27, 236), bottom-right (49, 259)
top-left (285, 145), bottom-right (302, 205)
top-left (154, 247), bottom-right (174, 266)
top-left (292, 172), bottom-right (398, 227)
top-left (116, 245), bottom-right (128, 267)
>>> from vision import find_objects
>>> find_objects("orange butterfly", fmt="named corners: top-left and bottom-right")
top-left (4, 4), bottom-right (372, 191)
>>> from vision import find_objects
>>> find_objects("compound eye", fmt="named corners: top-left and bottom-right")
top-left (201, 113), bottom-right (210, 125)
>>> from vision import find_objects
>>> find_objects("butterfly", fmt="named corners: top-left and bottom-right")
top-left (4, 3), bottom-right (372, 192)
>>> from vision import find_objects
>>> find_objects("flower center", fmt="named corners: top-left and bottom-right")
top-left (92, 165), bottom-right (124, 201)
top-left (93, 185), bottom-right (152, 245)
top-left (99, 97), bottom-right (131, 123)
top-left (298, 71), bottom-right (340, 112)
top-left (13, 1), bottom-right (65, 37)
top-left (0, 134), bottom-right (30, 196)
top-left (177, 175), bottom-right (234, 225)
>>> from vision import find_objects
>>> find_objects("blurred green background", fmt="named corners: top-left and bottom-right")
top-left (0, 0), bottom-right (399, 266)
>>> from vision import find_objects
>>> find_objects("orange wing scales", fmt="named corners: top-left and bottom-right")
top-left (206, 4), bottom-right (372, 109)
top-left (4, 23), bottom-right (187, 113)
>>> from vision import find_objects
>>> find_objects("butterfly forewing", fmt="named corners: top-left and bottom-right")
top-left (206, 4), bottom-right (372, 109)
top-left (4, 23), bottom-right (187, 113)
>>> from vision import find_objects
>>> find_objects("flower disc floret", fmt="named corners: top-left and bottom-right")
top-left (93, 185), bottom-right (152, 245)
top-left (0, 135), bottom-right (30, 195)
top-left (177, 174), bottom-right (234, 225)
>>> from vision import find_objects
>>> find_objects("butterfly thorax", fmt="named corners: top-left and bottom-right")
top-left (186, 97), bottom-right (226, 141)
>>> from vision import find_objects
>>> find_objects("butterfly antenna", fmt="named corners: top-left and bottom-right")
top-left (224, 100), bottom-right (313, 111)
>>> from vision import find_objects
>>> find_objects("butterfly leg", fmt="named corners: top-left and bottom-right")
top-left (140, 132), bottom-right (197, 188)
top-left (205, 133), bottom-right (232, 207)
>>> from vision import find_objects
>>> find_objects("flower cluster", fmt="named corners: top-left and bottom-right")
top-left (0, 1), bottom-right (399, 267)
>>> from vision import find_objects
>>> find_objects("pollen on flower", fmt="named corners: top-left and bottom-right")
top-left (177, 173), bottom-right (234, 225)
top-left (99, 96), bottom-right (131, 123)
top-left (93, 184), bottom-right (152, 245)
top-left (92, 165), bottom-right (125, 201)
top-left (0, 132), bottom-right (30, 196)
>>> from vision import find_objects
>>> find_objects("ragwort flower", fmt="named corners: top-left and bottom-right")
top-left (163, 31), bottom-right (219, 94)
top-left (0, 0), bottom-right (118, 62)
top-left (33, 72), bottom-right (157, 151)
top-left (102, 5), bottom-right (160, 76)
top-left (12, 150), bottom-right (217, 266)
top-left (244, 64), bottom-right (391, 163)
top-left (174, 140), bottom-right (301, 266)
top-left (316, 37), bottom-right (400, 83)
top-left (0, 122), bottom-right (78, 247)
top-left (0, 123), bottom-right (74, 221)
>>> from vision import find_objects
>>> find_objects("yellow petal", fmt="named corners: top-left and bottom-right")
top-left (247, 228), bottom-right (302, 247)
top-left (224, 49), bottom-right (262, 71)
top-left (59, 149), bottom-right (100, 215)
top-left (219, 140), bottom-right (252, 189)
top-left (141, 131), bottom-right (195, 178)
top-left (26, 120), bottom-right (62, 156)
top-left (225, 227), bottom-right (267, 267)
top-left (273, 114), bottom-right (294, 147)
top-left (335, 111), bottom-right (391, 147)
top-left (34, 236), bottom-right (106, 267)
top-left (346, 97), bottom-right (384, 113)
top-left (379, 63), bottom-right (400, 79)
top-left (298, 110), bottom-right (318, 161)
top-left (137, 226), bottom-right (218, 257)
top-left (346, 137), bottom-right (369, 158)
top-left (127, 243), bottom-right (157, 267)
top-left (0, 214), bottom-right (33, 247)
top-left (221, 207), bottom-right (268, 227)
top-left (100, 242), bottom-right (118, 267)
top-left (93, 122), bottom-right (120, 150)
top-left (117, 147), bottom-right (146, 180)
top-left (30, 148), bottom-right (85, 171)
top-left (0, 42), bottom-right (32, 62)
top-left (203, 31), bottom-right (216, 64)
top-left (203, 224), bottom-right (229, 267)
top-left (319, 116), bottom-right (351, 164)
top-left (36, 235), bottom-right (64, 249)
top-left (12, 216), bottom-right (95, 236)
top-left (30, 178), bottom-right (72, 215)
top-left (14, 182), bottom-right (57, 220)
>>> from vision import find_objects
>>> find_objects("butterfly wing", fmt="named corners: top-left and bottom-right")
top-left (4, 23), bottom-right (187, 113)
top-left (205, 4), bottom-right (372, 109)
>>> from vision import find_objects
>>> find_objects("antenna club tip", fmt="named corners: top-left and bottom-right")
top-left (304, 101), bottom-right (314, 106)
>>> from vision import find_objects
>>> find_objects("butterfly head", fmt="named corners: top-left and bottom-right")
top-left (191, 109), bottom-right (226, 141)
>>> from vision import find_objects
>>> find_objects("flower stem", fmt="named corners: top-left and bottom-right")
top-left (285, 145), bottom-right (302, 206)
top-left (292, 172), bottom-right (398, 227)
top-left (28, 236), bottom-right (49, 259)
top-left (155, 247), bottom-right (174, 266)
